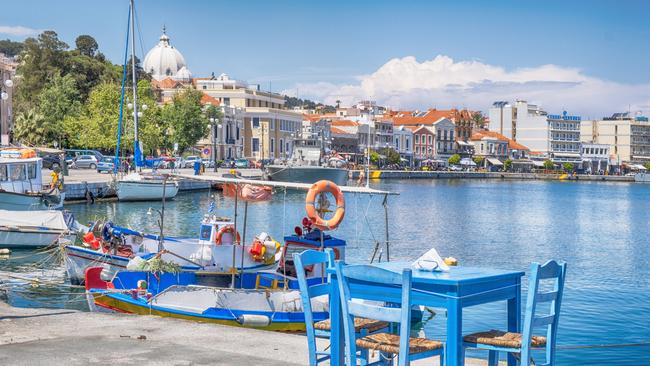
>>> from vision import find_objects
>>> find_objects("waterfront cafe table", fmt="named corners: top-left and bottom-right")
top-left (328, 262), bottom-right (525, 366)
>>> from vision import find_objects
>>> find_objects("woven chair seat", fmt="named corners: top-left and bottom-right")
top-left (314, 318), bottom-right (389, 334)
top-left (355, 332), bottom-right (443, 355)
top-left (464, 330), bottom-right (546, 348)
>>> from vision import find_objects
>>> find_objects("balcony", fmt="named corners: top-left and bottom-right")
top-left (226, 138), bottom-right (236, 145)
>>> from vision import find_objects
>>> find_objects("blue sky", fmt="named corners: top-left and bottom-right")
top-left (1, 0), bottom-right (649, 115)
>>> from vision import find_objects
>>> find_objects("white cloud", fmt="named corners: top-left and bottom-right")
top-left (0, 25), bottom-right (41, 37)
top-left (283, 55), bottom-right (650, 117)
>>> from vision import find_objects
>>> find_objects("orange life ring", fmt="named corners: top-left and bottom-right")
top-left (305, 180), bottom-right (345, 231)
top-left (215, 225), bottom-right (241, 245)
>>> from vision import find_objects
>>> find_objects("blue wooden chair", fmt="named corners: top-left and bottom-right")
top-left (335, 261), bottom-right (444, 366)
top-left (463, 260), bottom-right (567, 366)
top-left (294, 249), bottom-right (389, 366)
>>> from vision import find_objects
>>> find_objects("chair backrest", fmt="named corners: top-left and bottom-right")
top-left (293, 249), bottom-right (335, 366)
top-left (521, 260), bottom-right (567, 366)
top-left (336, 261), bottom-right (414, 366)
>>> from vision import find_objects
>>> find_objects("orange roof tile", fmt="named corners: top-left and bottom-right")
top-left (200, 93), bottom-right (221, 106)
top-left (152, 77), bottom-right (183, 89)
top-left (330, 127), bottom-right (351, 135)
top-left (331, 119), bottom-right (359, 127)
top-left (470, 131), bottom-right (530, 151)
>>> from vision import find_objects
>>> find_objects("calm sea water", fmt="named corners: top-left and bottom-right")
top-left (2, 179), bottom-right (649, 365)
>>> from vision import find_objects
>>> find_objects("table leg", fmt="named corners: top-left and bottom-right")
top-left (330, 277), bottom-right (344, 366)
top-left (446, 299), bottom-right (464, 366)
top-left (507, 277), bottom-right (521, 366)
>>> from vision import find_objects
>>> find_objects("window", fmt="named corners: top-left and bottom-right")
top-left (223, 97), bottom-right (230, 106)
top-left (428, 135), bottom-right (433, 144)
top-left (415, 135), bottom-right (420, 144)
top-left (252, 138), bottom-right (260, 152)
top-left (450, 131), bottom-right (454, 141)
top-left (286, 142), bottom-right (290, 154)
top-left (415, 146), bottom-right (420, 154)
top-left (406, 138), bottom-right (409, 150)
top-left (0, 165), bottom-right (6, 181)
top-left (252, 117), bottom-right (260, 128)
top-left (10, 164), bottom-right (26, 181)
top-left (270, 138), bottom-right (275, 154)
top-left (280, 139), bottom-right (284, 153)
top-left (236, 126), bottom-right (240, 141)
top-left (27, 163), bottom-right (37, 179)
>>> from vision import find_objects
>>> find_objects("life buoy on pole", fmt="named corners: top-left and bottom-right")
top-left (305, 180), bottom-right (345, 231)
top-left (215, 225), bottom-right (241, 245)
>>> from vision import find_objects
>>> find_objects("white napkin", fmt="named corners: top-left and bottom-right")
top-left (412, 248), bottom-right (450, 272)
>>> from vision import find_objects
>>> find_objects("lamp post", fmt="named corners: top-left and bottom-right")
top-left (209, 117), bottom-right (221, 172)
top-left (1, 78), bottom-right (13, 146)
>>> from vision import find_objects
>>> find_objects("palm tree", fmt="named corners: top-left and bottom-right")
top-left (336, 99), bottom-right (341, 109)
top-left (13, 109), bottom-right (47, 146)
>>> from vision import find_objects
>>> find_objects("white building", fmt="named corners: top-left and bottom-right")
top-left (433, 118), bottom-right (456, 160)
top-left (547, 111), bottom-right (582, 164)
top-left (581, 142), bottom-right (610, 174)
top-left (392, 125), bottom-right (413, 164)
top-left (581, 112), bottom-right (650, 164)
top-left (489, 100), bottom-right (548, 153)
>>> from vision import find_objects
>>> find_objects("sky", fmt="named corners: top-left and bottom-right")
top-left (1, 0), bottom-right (649, 117)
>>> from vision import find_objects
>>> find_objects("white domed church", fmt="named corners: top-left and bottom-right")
top-left (143, 27), bottom-right (192, 82)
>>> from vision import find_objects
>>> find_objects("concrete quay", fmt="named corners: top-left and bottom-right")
top-left (44, 168), bottom-right (264, 201)
top-left (0, 302), bottom-right (494, 365)
top-left (350, 170), bottom-right (634, 182)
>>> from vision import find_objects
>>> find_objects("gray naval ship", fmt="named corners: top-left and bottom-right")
top-left (264, 138), bottom-right (349, 186)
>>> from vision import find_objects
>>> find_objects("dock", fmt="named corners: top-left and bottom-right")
top-left (0, 302), bottom-right (494, 365)
top-left (349, 170), bottom-right (634, 182)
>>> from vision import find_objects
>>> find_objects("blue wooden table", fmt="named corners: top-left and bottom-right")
top-left (329, 262), bottom-right (524, 366)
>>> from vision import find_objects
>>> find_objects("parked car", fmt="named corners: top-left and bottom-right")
top-left (202, 158), bottom-right (214, 168)
top-left (96, 157), bottom-right (115, 173)
top-left (234, 158), bottom-right (249, 169)
top-left (42, 154), bottom-right (63, 170)
top-left (184, 156), bottom-right (201, 168)
top-left (448, 165), bottom-right (462, 171)
top-left (73, 155), bottom-right (98, 169)
top-left (65, 149), bottom-right (104, 162)
top-left (223, 158), bottom-right (236, 168)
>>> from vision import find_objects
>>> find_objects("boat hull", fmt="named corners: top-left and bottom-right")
top-left (64, 245), bottom-right (131, 283)
top-left (117, 180), bottom-right (179, 201)
top-left (0, 229), bottom-right (72, 248)
top-left (266, 165), bottom-right (349, 186)
top-left (0, 191), bottom-right (64, 210)
top-left (634, 173), bottom-right (650, 182)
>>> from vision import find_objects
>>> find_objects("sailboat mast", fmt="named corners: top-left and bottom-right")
top-left (130, 0), bottom-right (140, 167)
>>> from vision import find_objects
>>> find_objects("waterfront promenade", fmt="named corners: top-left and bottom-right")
top-left (0, 302), bottom-right (493, 365)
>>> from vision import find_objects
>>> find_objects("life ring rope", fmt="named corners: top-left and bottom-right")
top-left (305, 180), bottom-right (345, 231)
top-left (215, 225), bottom-right (241, 245)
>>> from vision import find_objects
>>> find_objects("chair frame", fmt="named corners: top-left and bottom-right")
top-left (336, 261), bottom-right (444, 366)
top-left (463, 260), bottom-right (567, 366)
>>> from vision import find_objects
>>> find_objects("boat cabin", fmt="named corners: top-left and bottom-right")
top-left (0, 149), bottom-right (44, 194)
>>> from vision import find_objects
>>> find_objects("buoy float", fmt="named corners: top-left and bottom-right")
top-left (236, 314), bottom-right (271, 327)
top-left (214, 225), bottom-right (241, 245)
top-left (305, 180), bottom-right (345, 231)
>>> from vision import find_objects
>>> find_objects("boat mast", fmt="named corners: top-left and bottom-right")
top-left (130, 0), bottom-right (141, 168)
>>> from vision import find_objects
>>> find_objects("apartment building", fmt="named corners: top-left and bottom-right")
top-left (489, 100), bottom-right (548, 152)
top-left (581, 112), bottom-right (650, 164)
top-left (547, 111), bottom-right (582, 164)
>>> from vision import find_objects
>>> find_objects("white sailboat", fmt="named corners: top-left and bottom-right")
top-left (0, 210), bottom-right (77, 248)
top-left (115, 0), bottom-right (178, 202)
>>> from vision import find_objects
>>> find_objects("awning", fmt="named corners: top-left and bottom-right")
top-left (460, 158), bottom-right (476, 166)
top-left (457, 141), bottom-right (473, 146)
top-left (632, 164), bottom-right (647, 170)
top-left (553, 153), bottom-right (581, 158)
top-left (533, 161), bottom-right (546, 167)
top-left (486, 158), bottom-right (503, 166)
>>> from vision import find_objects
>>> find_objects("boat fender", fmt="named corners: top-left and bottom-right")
top-left (236, 314), bottom-right (271, 328)
top-left (0, 248), bottom-right (10, 255)
top-left (101, 221), bottom-right (114, 241)
top-left (249, 239), bottom-right (266, 262)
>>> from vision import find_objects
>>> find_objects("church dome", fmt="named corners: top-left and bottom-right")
top-left (173, 66), bottom-right (192, 82)
top-left (143, 28), bottom-right (189, 81)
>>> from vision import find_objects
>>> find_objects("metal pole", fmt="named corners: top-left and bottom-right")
top-left (130, 0), bottom-right (140, 168)
top-left (213, 123), bottom-right (217, 172)
top-left (239, 201), bottom-right (248, 287)
top-left (158, 176), bottom-right (167, 252)
top-left (366, 111), bottom-right (371, 188)
top-left (383, 194), bottom-right (390, 262)
top-left (231, 185), bottom-right (239, 288)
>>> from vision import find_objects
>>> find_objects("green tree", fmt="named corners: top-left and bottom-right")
top-left (543, 159), bottom-right (555, 170)
top-left (471, 112), bottom-right (486, 129)
top-left (383, 148), bottom-right (401, 165)
top-left (75, 35), bottom-right (98, 57)
top-left (448, 153), bottom-right (461, 165)
top-left (13, 109), bottom-right (46, 146)
top-left (0, 39), bottom-right (24, 57)
top-left (64, 82), bottom-right (121, 150)
top-left (503, 158), bottom-right (513, 171)
top-left (369, 150), bottom-right (380, 164)
top-left (645, 162), bottom-right (650, 171)
top-left (37, 74), bottom-right (82, 146)
top-left (562, 162), bottom-right (575, 172)
top-left (161, 89), bottom-right (208, 152)
top-left (473, 156), bottom-right (485, 167)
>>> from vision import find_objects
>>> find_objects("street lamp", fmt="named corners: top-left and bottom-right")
top-left (209, 117), bottom-right (221, 172)
top-left (1, 78), bottom-right (13, 145)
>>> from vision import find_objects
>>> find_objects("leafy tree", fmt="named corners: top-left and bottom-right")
top-left (37, 74), bottom-right (82, 146)
top-left (645, 162), bottom-right (650, 171)
top-left (126, 55), bottom-right (151, 85)
top-left (75, 35), bottom-right (98, 57)
top-left (64, 82), bottom-right (121, 150)
top-left (13, 109), bottom-right (46, 146)
top-left (448, 153), bottom-right (461, 165)
top-left (383, 148), bottom-right (401, 165)
top-left (503, 158), bottom-right (513, 171)
top-left (473, 156), bottom-right (485, 167)
top-left (562, 162), bottom-right (575, 172)
top-left (161, 88), bottom-right (208, 152)
top-left (471, 112), bottom-right (486, 129)
top-left (543, 159), bottom-right (555, 170)
top-left (0, 39), bottom-right (24, 57)
top-left (15, 31), bottom-right (69, 111)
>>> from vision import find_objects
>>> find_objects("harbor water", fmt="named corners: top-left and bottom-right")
top-left (2, 179), bottom-right (649, 365)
